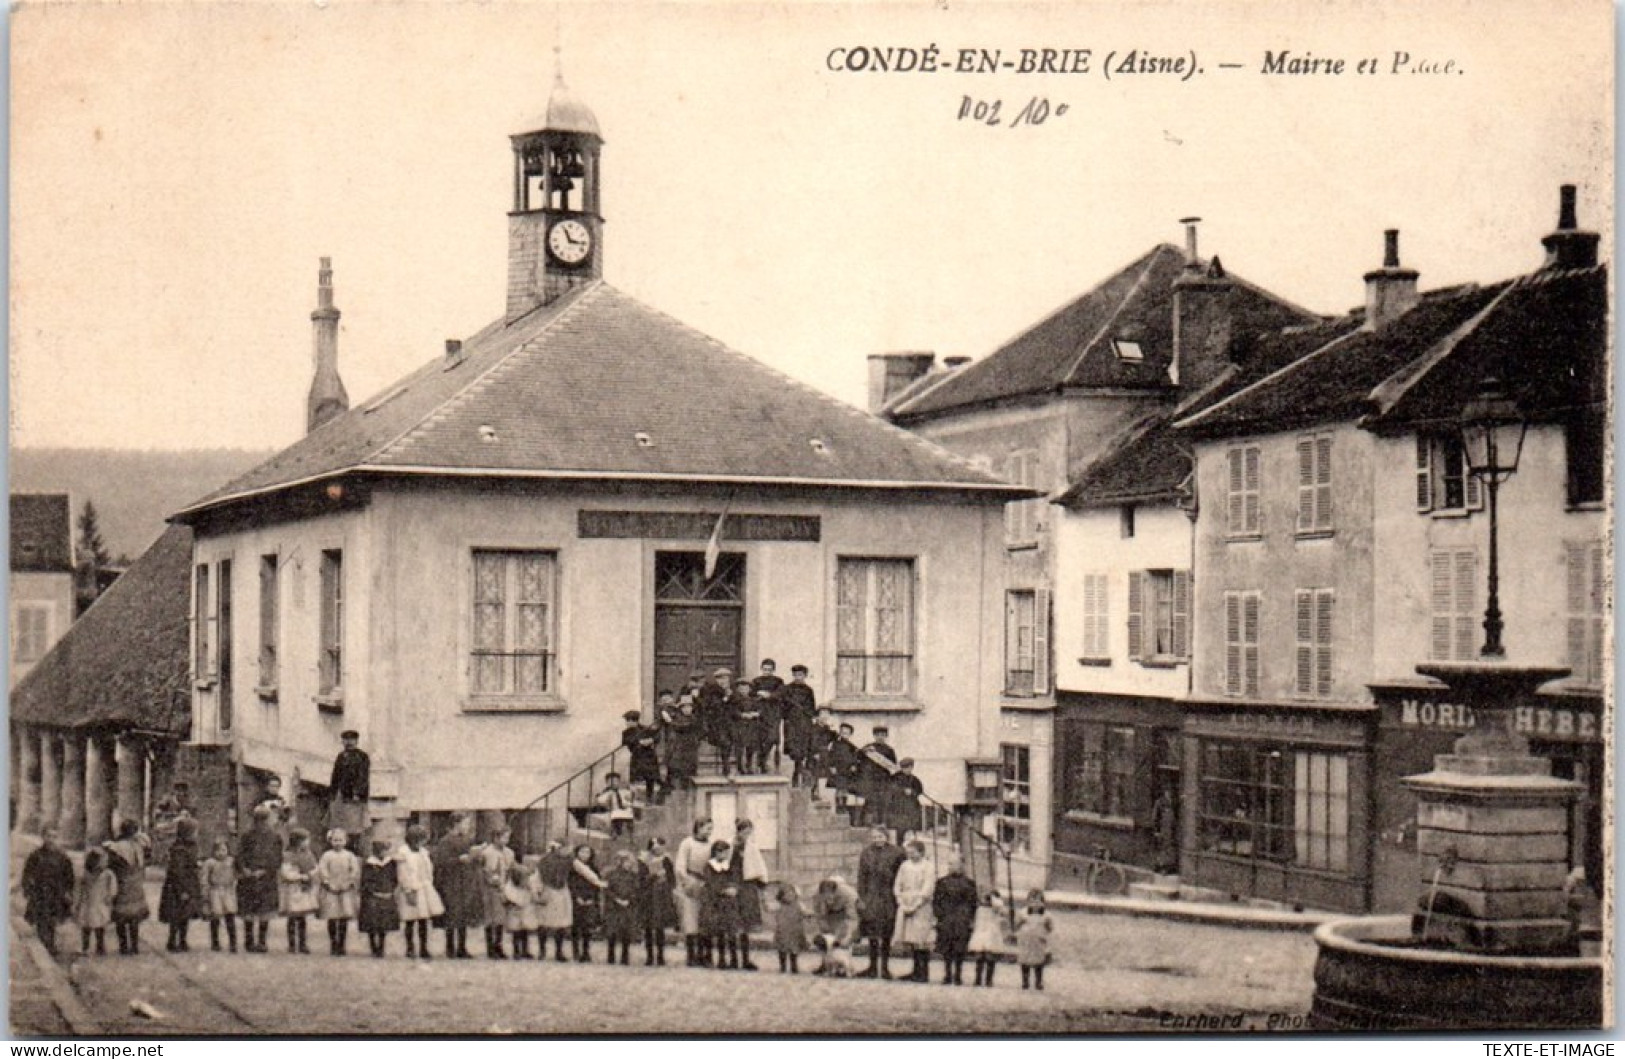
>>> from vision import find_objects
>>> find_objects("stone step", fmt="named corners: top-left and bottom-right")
top-left (1128, 882), bottom-right (1182, 902)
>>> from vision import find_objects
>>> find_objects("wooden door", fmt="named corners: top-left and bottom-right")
top-left (654, 605), bottom-right (742, 698)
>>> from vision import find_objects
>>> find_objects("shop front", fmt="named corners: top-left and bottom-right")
top-left (1369, 681), bottom-right (1604, 914)
top-left (1053, 693), bottom-right (1183, 874)
top-left (1180, 704), bottom-right (1376, 913)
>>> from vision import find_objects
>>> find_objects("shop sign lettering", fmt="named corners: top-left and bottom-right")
top-left (1397, 699), bottom-right (1597, 740)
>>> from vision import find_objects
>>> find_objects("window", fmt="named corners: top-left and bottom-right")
top-left (217, 559), bottom-right (232, 732)
top-left (471, 550), bottom-right (557, 696)
top-left (318, 549), bottom-right (344, 698)
top-left (1129, 570), bottom-right (1190, 662)
top-left (258, 554), bottom-right (279, 692)
top-left (1004, 450), bottom-right (1043, 546)
top-left (1566, 540), bottom-right (1605, 685)
top-left (1004, 588), bottom-right (1050, 696)
top-left (1080, 573), bottom-right (1110, 661)
top-left (1429, 549), bottom-right (1478, 662)
top-left (1197, 742), bottom-right (1350, 873)
top-left (1296, 434), bottom-right (1334, 534)
top-left (1065, 723), bottom-right (1136, 820)
top-left (1415, 434), bottom-right (1482, 514)
top-left (1113, 339), bottom-right (1144, 361)
top-left (997, 744), bottom-right (1031, 853)
top-left (836, 558), bottom-right (915, 697)
top-left (1223, 591), bottom-right (1260, 696)
top-left (194, 563), bottom-right (212, 682)
top-left (1120, 505), bottom-right (1136, 538)
top-left (12, 604), bottom-right (51, 664)
top-left (1293, 588), bottom-right (1334, 697)
top-left (1567, 407), bottom-right (1605, 507)
top-left (1225, 445), bottom-right (1261, 537)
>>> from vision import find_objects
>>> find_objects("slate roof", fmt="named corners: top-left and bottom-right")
top-left (10, 493), bottom-right (73, 573)
top-left (888, 244), bottom-right (1319, 421)
top-left (11, 524), bottom-right (192, 734)
top-left (177, 283), bottom-right (1024, 520)
top-left (1176, 282), bottom-right (1513, 438)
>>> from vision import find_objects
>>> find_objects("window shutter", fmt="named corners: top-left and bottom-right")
top-left (1588, 543), bottom-right (1605, 684)
top-left (1242, 594), bottom-right (1260, 695)
top-left (1565, 541), bottom-right (1590, 680)
top-left (1127, 571), bottom-right (1145, 661)
top-left (1296, 439), bottom-right (1314, 531)
top-left (1244, 448), bottom-right (1261, 534)
top-left (1224, 593), bottom-right (1240, 694)
top-left (1295, 589), bottom-right (1313, 694)
top-left (1315, 589), bottom-right (1334, 696)
top-left (1004, 455), bottom-right (1020, 539)
top-left (1171, 570), bottom-right (1191, 659)
top-left (1453, 551), bottom-right (1477, 661)
top-left (1429, 551), bottom-right (1452, 661)
top-left (1464, 460), bottom-right (1483, 510)
top-left (1415, 436), bottom-right (1434, 512)
top-left (1228, 449), bottom-right (1244, 533)
top-left (1033, 587), bottom-right (1051, 695)
top-left (1315, 436), bottom-right (1334, 530)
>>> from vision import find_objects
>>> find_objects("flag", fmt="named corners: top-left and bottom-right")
top-left (703, 501), bottom-right (730, 580)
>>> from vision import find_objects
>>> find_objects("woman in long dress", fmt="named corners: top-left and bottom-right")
top-left (891, 838), bottom-right (937, 982)
top-left (673, 818), bottom-right (714, 966)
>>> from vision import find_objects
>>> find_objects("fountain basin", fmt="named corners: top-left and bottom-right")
top-left (1309, 916), bottom-right (1603, 1030)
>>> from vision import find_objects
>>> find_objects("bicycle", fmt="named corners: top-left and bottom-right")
top-left (1085, 844), bottom-right (1128, 897)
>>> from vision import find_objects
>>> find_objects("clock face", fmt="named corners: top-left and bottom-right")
top-left (548, 219), bottom-right (592, 266)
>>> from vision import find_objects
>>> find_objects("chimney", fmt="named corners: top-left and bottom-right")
top-left (306, 257), bottom-right (349, 434)
top-left (1172, 217), bottom-right (1233, 390)
top-left (1362, 229), bottom-right (1419, 331)
top-left (1541, 184), bottom-right (1599, 270)
top-left (866, 352), bottom-right (937, 414)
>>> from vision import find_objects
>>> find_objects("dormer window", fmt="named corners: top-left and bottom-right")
top-left (1113, 339), bottom-right (1144, 362)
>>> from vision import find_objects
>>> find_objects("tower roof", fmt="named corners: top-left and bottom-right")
top-left (517, 70), bottom-right (601, 139)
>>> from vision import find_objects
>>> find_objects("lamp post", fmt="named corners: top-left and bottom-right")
top-left (1458, 376), bottom-right (1528, 658)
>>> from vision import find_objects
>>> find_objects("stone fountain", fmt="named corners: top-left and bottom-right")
top-left (1309, 663), bottom-right (1605, 1030)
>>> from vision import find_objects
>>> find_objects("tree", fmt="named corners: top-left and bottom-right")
top-left (74, 500), bottom-right (113, 615)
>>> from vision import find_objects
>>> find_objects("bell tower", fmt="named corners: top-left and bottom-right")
top-left (506, 62), bottom-right (603, 323)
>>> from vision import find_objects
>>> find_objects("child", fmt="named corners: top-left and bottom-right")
top-left (968, 890), bottom-right (1011, 987)
top-left (638, 837), bottom-right (678, 966)
top-left (623, 708), bottom-right (664, 803)
top-left (700, 839), bottom-right (741, 971)
top-left (358, 839), bottom-right (399, 958)
top-left (315, 827), bottom-right (361, 956)
top-left (772, 881), bottom-right (808, 974)
top-left (73, 848), bottom-right (118, 956)
top-left (594, 773), bottom-right (637, 839)
top-left (567, 845), bottom-right (606, 962)
top-left (602, 849), bottom-right (643, 965)
top-left (201, 838), bottom-right (239, 952)
top-left (395, 824), bottom-right (444, 959)
top-left (1015, 888), bottom-right (1054, 991)
top-left (478, 827), bottom-right (516, 959)
top-left (535, 841), bottom-right (574, 962)
top-left (729, 679), bottom-right (761, 775)
top-left (279, 828), bottom-right (319, 954)
top-left (504, 857), bottom-right (539, 959)
top-left (159, 816), bottom-right (202, 952)
top-left (663, 696), bottom-right (701, 791)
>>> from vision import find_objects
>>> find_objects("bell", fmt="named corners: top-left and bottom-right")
top-left (563, 150), bottom-right (587, 179)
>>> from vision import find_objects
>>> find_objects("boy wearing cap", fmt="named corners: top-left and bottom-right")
top-left (780, 665), bottom-right (819, 786)
top-left (622, 709), bottom-right (664, 802)
top-left (856, 726), bottom-right (897, 826)
top-left (888, 758), bottom-right (925, 840)
top-left (751, 659), bottom-right (786, 769)
top-left (697, 668), bottom-right (733, 774)
top-left (329, 730), bottom-right (370, 847)
top-left (730, 679), bottom-right (763, 774)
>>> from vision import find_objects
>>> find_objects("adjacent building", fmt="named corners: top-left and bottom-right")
top-left (10, 493), bottom-right (75, 688)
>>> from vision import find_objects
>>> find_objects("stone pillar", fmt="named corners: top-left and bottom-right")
top-left (114, 735), bottom-right (146, 831)
top-left (17, 725), bottom-right (41, 834)
top-left (38, 731), bottom-right (61, 837)
top-left (84, 736), bottom-right (112, 845)
top-left (58, 735), bottom-right (87, 847)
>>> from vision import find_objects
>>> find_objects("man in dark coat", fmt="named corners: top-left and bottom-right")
top-left (855, 828), bottom-right (906, 978)
top-left (887, 758), bottom-right (926, 840)
top-left (854, 726), bottom-right (896, 827)
top-left (696, 668), bottom-right (734, 774)
top-left (825, 723), bottom-right (862, 819)
top-left (328, 730), bottom-right (370, 844)
top-left (780, 665), bottom-right (819, 785)
top-left (932, 855), bottom-right (980, 985)
top-left (431, 814), bottom-right (483, 958)
top-left (21, 827), bottom-right (74, 955)
top-left (750, 659), bottom-right (786, 769)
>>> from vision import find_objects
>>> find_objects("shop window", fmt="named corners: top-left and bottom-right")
top-left (1293, 588), bottom-right (1333, 697)
top-left (1197, 741), bottom-right (1348, 873)
top-left (1223, 591), bottom-right (1260, 696)
top-left (1129, 570), bottom-right (1190, 662)
top-left (1415, 434), bottom-right (1482, 514)
top-left (997, 743), bottom-right (1031, 853)
top-left (1566, 540), bottom-right (1606, 686)
top-left (1065, 723), bottom-right (1136, 821)
top-left (1225, 445), bottom-right (1261, 538)
top-left (836, 557), bottom-right (915, 697)
top-left (1294, 752), bottom-right (1349, 871)
top-left (1295, 434), bottom-right (1334, 535)
top-left (1429, 549), bottom-right (1478, 662)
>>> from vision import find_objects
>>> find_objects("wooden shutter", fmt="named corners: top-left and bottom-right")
top-left (1566, 541), bottom-right (1596, 682)
top-left (1242, 594), bottom-right (1261, 695)
top-left (1033, 587), bottom-right (1051, 695)
top-left (1171, 570), bottom-right (1191, 659)
top-left (1244, 448), bottom-right (1261, 534)
top-left (1415, 436), bottom-right (1433, 512)
top-left (1464, 456), bottom-right (1483, 510)
top-left (1315, 589), bottom-right (1334, 696)
top-left (1127, 571), bottom-right (1145, 661)
top-left (1315, 436), bottom-right (1333, 530)
top-left (1429, 552), bottom-right (1452, 660)
top-left (1452, 551), bottom-right (1476, 661)
top-left (1297, 439), bottom-right (1315, 532)
top-left (1295, 589), bottom-right (1313, 694)
top-left (1227, 449), bottom-right (1244, 533)
top-left (1224, 593), bottom-right (1241, 694)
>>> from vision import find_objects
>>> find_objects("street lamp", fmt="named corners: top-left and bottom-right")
top-left (1458, 376), bottom-right (1528, 658)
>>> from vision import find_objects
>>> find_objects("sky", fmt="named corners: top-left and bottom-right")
top-left (9, 0), bottom-right (1612, 452)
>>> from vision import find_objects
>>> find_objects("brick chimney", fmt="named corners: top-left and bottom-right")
top-left (306, 257), bottom-right (349, 434)
top-left (1171, 217), bottom-right (1234, 390)
top-left (1541, 184), bottom-right (1600, 270)
top-left (866, 352), bottom-right (937, 414)
top-left (1362, 229), bottom-right (1419, 331)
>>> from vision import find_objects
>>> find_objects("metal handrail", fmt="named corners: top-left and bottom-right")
top-left (507, 743), bottom-right (632, 850)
